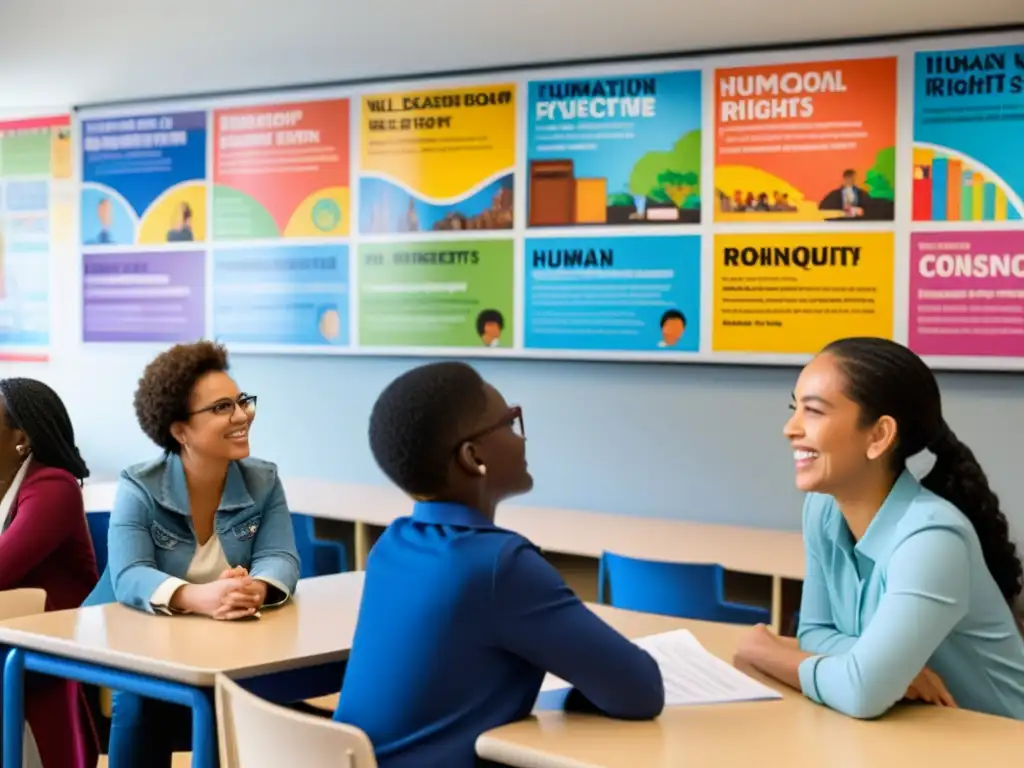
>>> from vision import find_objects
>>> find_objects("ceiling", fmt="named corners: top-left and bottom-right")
top-left (0, 0), bottom-right (1021, 110)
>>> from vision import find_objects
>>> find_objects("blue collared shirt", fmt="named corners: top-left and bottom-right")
top-left (797, 470), bottom-right (1024, 720)
top-left (334, 501), bottom-right (663, 768)
top-left (83, 453), bottom-right (300, 613)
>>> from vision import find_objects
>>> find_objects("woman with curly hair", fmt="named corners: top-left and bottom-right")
top-left (734, 337), bottom-right (1024, 721)
top-left (84, 341), bottom-right (300, 767)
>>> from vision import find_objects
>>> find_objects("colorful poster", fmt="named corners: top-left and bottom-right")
top-left (908, 231), bottom-right (1024, 357)
top-left (912, 45), bottom-right (1024, 223)
top-left (81, 111), bottom-right (207, 246)
top-left (359, 84), bottom-right (515, 234)
top-left (82, 251), bottom-right (205, 342)
top-left (524, 235), bottom-right (701, 351)
top-left (714, 58), bottom-right (897, 223)
top-left (0, 116), bottom-right (70, 361)
top-left (212, 244), bottom-right (350, 346)
top-left (712, 232), bottom-right (894, 354)
top-left (526, 71), bottom-right (702, 227)
top-left (357, 240), bottom-right (513, 347)
top-left (213, 99), bottom-right (351, 239)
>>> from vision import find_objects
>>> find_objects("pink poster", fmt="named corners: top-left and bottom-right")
top-left (908, 231), bottom-right (1024, 358)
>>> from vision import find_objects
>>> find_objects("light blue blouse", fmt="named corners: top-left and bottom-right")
top-left (797, 470), bottom-right (1024, 720)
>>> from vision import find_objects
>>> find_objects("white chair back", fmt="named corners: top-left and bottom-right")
top-left (215, 674), bottom-right (377, 768)
top-left (0, 589), bottom-right (46, 768)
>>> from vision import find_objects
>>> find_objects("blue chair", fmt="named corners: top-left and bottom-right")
top-left (597, 551), bottom-right (771, 626)
top-left (291, 513), bottom-right (348, 579)
top-left (87, 511), bottom-right (111, 575)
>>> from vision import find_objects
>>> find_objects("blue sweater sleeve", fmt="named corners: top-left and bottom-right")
top-left (492, 538), bottom-right (664, 720)
top-left (798, 527), bottom-right (971, 719)
top-left (797, 495), bottom-right (859, 655)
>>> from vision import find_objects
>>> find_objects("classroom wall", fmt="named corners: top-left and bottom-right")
top-left (1, 0), bottom-right (1023, 542)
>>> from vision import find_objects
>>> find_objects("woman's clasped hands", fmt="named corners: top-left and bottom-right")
top-left (170, 565), bottom-right (268, 620)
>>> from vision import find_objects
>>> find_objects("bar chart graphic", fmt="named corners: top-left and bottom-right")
top-left (912, 143), bottom-right (1023, 223)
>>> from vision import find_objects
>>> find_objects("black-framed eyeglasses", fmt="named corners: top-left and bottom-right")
top-left (191, 393), bottom-right (257, 419)
top-left (455, 405), bottom-right (524, 449)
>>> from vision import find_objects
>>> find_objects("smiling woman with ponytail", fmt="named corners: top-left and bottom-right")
top-left (732, 337), bottom-right (1024, 722)
top-left (0, 378), bottom-right (100, 768)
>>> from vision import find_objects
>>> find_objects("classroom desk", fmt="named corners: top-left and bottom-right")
top-left (0, 571), bottom-right (364, 768)
top-left (476, 605), bottom-right (1024, 767)
top-left (82, 478), bottom-right (805, 630)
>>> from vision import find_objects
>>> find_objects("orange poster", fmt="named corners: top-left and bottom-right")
top-left (714, 57), bottom-right (897, 223)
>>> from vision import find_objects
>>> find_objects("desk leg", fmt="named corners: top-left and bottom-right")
top-left (189, 689), bottom-right (217, 768)
top-left (11, 651), bottom-right (218, 768)
top-left (354, 521), bottom-right (368, 571)
top-left (2, 648), bottom-right (25, 768)
top-left (770, 575), bottom-right (783, 634)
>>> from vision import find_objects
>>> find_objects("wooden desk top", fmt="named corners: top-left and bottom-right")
top-left (0, 572), bottom-right (365, 687)
top-left (84, 478), bottom-right (806, 579)
top-left (476, 605), bottom-right (1024, 768)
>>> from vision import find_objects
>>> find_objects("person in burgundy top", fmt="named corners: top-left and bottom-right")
top-left (0, 378), bottom-right (100, 768)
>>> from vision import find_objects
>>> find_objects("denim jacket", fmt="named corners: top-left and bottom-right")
top-left (84, 453), bottom-right (300, 614)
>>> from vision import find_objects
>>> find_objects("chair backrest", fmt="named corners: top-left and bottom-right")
top-left (599, 552), bottom-right (722, 616)
top-left (86, 511), bottom-right (111, 574)
top-left (0, 588), bottom-right (46, 620)
top-left (215, 674), bottom-right (377, 768)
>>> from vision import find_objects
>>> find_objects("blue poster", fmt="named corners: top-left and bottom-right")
top-left (81, 111), bottom-right (208, 246)
top-left (524, 235), bottom-right (701, 352)
top-left (0, 180), bottom-right (50, 350)
top-left (526, 70), bottom-right (702, 227)
top-left (212, 244), bottom-right (350, 347)
top-left (913, 45), bottom-right (1024, 222)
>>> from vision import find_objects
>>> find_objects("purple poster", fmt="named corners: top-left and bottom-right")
top-left (82, 251), bottom-right (206, 342)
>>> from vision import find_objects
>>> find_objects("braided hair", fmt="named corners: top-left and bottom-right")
top-left (823, 337), bottom-right (1023, 607)
top-left (0, 378), bottom-right (90, 484)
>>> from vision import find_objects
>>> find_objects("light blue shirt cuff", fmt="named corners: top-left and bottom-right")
top-left (798, 655), bottom-right (825, 704)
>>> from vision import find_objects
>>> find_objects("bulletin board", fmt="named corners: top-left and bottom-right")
top-left (73, 27), bottom-right (1024, 370)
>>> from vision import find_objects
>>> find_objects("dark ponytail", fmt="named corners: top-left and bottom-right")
top-left (823, 337), bottom-right (1023, 608)
top-left (0, 378), bottom-right (90, 485)
top-left (922, 428), bottom-right (1022, 606)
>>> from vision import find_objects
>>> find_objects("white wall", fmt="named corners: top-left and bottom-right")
top-left (1, 1), bottom-right (1023, 542)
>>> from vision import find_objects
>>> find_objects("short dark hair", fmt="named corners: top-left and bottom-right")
top-left (0, 378), bottom-right (89, 482)
top-left (134, 341), bottom-right (230, 454)
top-left (476, 309), bottom-right (504, 336)
top-left (824, 336), bottom-right (1022, 606)
top-left (660, 309), bottom-right (686, 327)
top-left (369, 361), bottom-right (488, 497)
top-left (843, 169), bottom-right (856, 177)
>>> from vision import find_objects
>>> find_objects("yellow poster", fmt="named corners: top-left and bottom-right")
top-left (359, 83), bottom-right (515, 234)
top-left (712, 232), bottom-right (894, 354)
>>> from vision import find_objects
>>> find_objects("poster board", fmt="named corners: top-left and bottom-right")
top-left (0, 115), bottom-right (70, 362)
top-left (75, 28), bottom-right (1024, 370)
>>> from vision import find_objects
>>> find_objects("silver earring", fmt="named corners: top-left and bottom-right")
top-left (477, 464), bottom-right (487, 476)
top-left (15, 445), bottom-right (25, 457)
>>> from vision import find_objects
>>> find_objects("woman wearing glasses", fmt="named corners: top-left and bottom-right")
top-left (84, 340), bottom-right (300, 768)
top-left (334, 361), bottom-right (663, 768)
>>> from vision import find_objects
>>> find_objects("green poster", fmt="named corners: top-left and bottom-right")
top-left (0, 131), bottom-right (52, 177)
top-left (358, 239), bottom-right (514, 348)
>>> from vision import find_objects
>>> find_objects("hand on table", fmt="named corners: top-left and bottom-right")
top-left (905, 668), bottom-right (957, 708)
top-left (171, 567), bottom-right (267, 620)
top-left (733, 623), bottom-right (778, 665)
top-left (214, 566), bottom-right (268, 620)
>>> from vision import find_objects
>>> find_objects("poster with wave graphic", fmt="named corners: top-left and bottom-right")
top-left (81, 111), bottom-right (207, 246)
top-left (213, 99), bottom-right (351, 239)
top-left (359, 84), bottom-right (515, 234)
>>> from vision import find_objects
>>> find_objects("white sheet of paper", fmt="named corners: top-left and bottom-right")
top-left (539, 629), bottom-right (783, 706)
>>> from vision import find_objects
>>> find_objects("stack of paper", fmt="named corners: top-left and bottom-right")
top-left (539, 629), bottom-right (783, 707)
